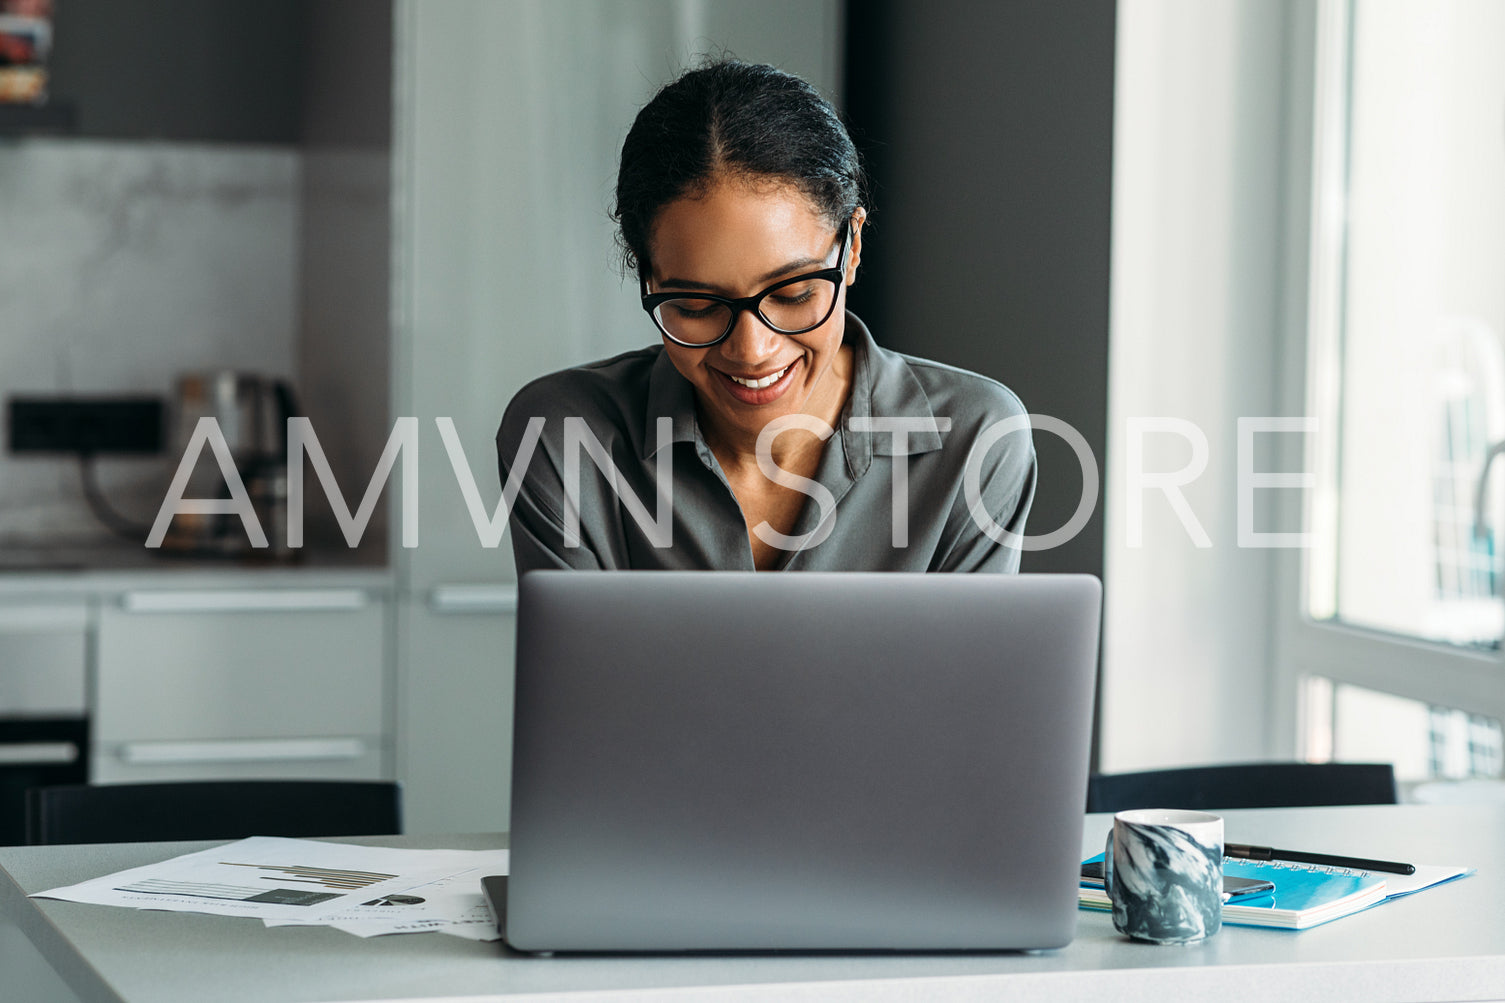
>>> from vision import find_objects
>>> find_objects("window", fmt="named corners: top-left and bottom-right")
top-left (1283, 0), bottom-right (1505, 780)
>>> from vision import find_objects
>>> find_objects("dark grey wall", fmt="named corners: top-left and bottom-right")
top-left (301, 0), bottom-right (391, 148)
top-left (295, 0), bottom-right (394, 542)
top-left (844, 0), bottom-right (1116, 580)
top-left (47, 0), bottom-right (307, 142)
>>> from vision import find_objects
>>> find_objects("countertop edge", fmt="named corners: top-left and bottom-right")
top-left (0, 855), bottom-right (124, 1003)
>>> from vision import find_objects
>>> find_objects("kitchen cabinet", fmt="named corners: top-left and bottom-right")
top-left (93, 588), bottom-right (389, 785)
top-left (390, 0), bottom-right (842, 832)
top-left (398, 589), bottom-right (514, 833)
top-left (0, 576), bottom-right (393, 841)
top-left (0, 602), bottom-right (89, 845)
top-left (0, 603), bottom-right (87, 720)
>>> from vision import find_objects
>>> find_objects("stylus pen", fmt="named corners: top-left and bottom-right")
top-left (1225, 842), bottom-right (1416, 875)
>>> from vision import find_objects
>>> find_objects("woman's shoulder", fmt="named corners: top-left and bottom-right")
top-left (506, 346), bottom-right (661, 412)
top-left (499, 346), bottom-right (662, 442)
top-left (877, 345), bottom-right (1029, 433)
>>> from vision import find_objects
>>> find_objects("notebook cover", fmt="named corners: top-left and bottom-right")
top-left (1079, 854), bottom-right (1388, 930)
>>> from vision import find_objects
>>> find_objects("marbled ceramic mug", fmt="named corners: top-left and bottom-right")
top-left (1103, 808), bottom-right (1223, 944)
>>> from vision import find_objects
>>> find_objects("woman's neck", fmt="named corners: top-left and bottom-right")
top-left (699, 344), bottom-right (854, 476)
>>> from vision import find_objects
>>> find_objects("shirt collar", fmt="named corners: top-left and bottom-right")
top-left (641, 310), bottom-right (945, 462)
top-left (643, 348), bottom-right (700, 459)
top-left (840, 311), bottom-right (945, 461)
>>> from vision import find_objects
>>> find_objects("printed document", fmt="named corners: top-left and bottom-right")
top-left (32, 836), bottom-right (510, 940)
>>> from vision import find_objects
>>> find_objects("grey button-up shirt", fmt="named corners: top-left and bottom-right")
top-left (496, 312), bottom-right (1035, 573)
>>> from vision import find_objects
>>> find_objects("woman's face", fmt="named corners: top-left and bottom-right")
top-left (645, 180), bottom-right (863, 446)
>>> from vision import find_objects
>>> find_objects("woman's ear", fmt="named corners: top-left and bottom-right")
top-left (846, 208), bottom-right (866, 285)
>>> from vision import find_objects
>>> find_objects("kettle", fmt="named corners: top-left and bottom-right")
top-left (159, 371), bottom-right (299, 557)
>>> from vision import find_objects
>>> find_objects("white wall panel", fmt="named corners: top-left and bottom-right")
top-left (1102, 0), bottom-right (1294, 770)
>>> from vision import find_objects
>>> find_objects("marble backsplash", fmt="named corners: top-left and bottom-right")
top-left (0, 139), bottom-right (300, 545)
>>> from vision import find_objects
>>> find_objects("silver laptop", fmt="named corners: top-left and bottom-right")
top-left (496, 570), bottom-right (1101, 952)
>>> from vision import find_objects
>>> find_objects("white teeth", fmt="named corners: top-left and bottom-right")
top-left (727, 364), bottom-right (792, 389)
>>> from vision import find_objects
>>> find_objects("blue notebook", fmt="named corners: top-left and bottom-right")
top-left (1219, 859), bottom-right (1388, 929)
top-left (1080, 854), bottom-right (1389, 929)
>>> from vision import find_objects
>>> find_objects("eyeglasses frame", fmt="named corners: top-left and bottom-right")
top-left (639, 218), bottom-right (853, 348)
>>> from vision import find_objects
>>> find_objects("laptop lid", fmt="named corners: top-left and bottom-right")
top-left (505, 571), bottom-right (1101, 952)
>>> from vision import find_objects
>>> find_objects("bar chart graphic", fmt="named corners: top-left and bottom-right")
top-left (115, 861), bottom-right (399, 907)
top-left (218, 861), bottom-right (399, 890)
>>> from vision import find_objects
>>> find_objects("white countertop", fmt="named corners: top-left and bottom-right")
top-left (0, 538), bottom-right (392, 596)
top-left (0, 804), bottom-right (1499, 1003)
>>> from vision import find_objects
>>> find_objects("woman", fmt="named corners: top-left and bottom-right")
top-left (498, 59), bottom-right (1035, 573)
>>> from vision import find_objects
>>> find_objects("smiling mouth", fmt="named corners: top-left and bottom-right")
top-left (723, 363), bottom-right (795, 389)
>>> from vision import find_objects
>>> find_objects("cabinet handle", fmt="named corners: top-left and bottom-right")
top-left (118, 738), bottom-right (368, 764)
top-left (120, 590), bottom-right (370, 614)
top-left (0, 742), bottom-right (79, 765)
top-left (428, 584), bottom-right (517, 614)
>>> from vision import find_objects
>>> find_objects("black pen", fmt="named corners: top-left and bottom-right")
top-left (1225, 842), bottom-right (1416, 875)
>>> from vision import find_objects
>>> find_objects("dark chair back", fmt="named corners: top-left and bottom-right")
top-left (1086, 762), bottom-right (1397, 814)
top-left (25, 780), bottom-right (402, 845)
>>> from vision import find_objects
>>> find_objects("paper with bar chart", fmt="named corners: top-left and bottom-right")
top-left (262, 859), bottom-right (510, 941)
top-left (30, 836), bottom-right (510, 938)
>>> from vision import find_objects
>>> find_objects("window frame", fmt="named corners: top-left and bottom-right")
top-left (1272, 0), bottom-right (1505, 759)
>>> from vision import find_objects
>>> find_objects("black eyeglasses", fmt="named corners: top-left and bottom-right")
top-left (640, 220), bottom-right (851, 348)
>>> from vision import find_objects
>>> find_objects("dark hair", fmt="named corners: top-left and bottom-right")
top-left (613, 58), bottom-right (868, 278)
